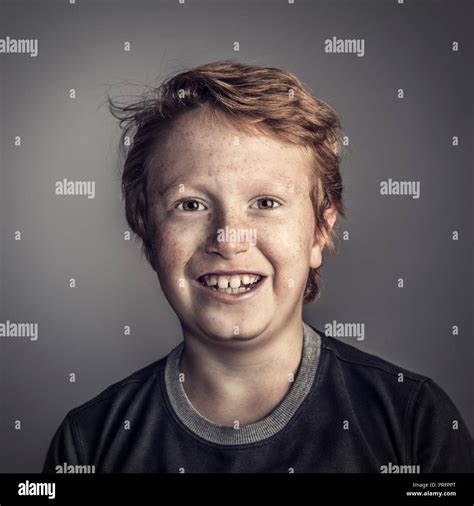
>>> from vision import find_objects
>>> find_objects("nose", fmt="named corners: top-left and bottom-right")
top-left (204, 208), bottom-right (251, 258)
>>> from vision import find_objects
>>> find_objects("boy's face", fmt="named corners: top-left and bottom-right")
top-left (147, 109), bottom-right (335, 345)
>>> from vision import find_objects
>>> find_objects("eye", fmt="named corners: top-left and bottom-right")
top-left (251, 197), bottom-right (281, 210)
top-left (175, 199), bottom-right (207, 212)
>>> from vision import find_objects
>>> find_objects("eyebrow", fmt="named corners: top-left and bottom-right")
top-left (157, 176), bottom-right (185, 197)
top-left (157, 177), bottom-right (295, 197)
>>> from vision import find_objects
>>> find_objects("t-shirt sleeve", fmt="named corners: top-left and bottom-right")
top-left (42, 414), bottom-right (82, 473)
top-left (409, 379), bottom-right (474, 472)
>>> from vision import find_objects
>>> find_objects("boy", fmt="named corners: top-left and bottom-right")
top-left (43, 61), bottom-right (473, 472)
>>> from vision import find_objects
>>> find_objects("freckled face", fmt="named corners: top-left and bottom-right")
top-left (146, 110), bottom-right (325, 343)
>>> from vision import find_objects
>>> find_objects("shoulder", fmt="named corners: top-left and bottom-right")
top-left (310, 324), bottom-right (472, 434)
top-left (309, 325), bottom-right (473, 470)
top-left (313, 325), bottom-right (428, 384)
top-left (308, 324), bottom-right (432, 419)
top-left (43, 347), bottom-right (179, 471)
top-left (67, 347), bottom-right (176, 422)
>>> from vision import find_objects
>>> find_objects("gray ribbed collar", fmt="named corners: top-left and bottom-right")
top-left (164, 321), bottom-right (321, 445)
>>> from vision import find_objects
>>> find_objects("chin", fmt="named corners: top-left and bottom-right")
top-left (196, 319), bottom-right (268, 343)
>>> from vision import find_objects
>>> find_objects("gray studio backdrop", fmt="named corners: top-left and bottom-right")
top-left (0, 0), bottom-right (472, 472)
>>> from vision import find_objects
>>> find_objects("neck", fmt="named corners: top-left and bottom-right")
top-left (179, 315), bottom-right (304, 426)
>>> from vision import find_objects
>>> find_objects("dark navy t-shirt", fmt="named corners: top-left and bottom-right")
top-left (42, 323), bottom-right (473, 473)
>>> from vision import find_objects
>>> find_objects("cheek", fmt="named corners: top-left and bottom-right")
top-left (258, 224), bottom-right (309, 272)
top-left (151, 223), bottom-right (191, 275)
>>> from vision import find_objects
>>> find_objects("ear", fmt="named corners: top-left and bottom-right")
top-left (310, 206), bottom-right (337, 270)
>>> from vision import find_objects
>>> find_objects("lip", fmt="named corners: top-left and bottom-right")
top-left (192, 275), bottom-right (267, 304)
top-left (196, 270), bottom-right (267, 279)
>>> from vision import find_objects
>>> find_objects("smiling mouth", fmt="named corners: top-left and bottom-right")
top-left (197, 274), bottom-right (265, 295)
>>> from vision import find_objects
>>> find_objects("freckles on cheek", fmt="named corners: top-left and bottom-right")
top-left (153, 222), bottom-right (199, 278)
top-left (152, 226), bottom-right (184, 274)
top-left (281, 241), bottom-right (305, 270)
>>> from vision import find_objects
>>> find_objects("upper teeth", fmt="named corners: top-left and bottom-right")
top-left (200, 274), bottom-right (261, 288)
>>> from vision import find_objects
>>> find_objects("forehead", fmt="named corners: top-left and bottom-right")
top-left (148, 108), bottom-right (314, 192)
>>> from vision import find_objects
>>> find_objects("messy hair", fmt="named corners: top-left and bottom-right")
top-left (109, 60), bottom-right (345, 304)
